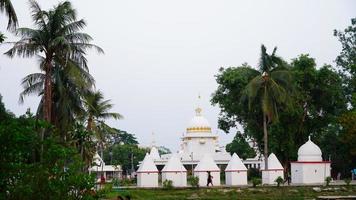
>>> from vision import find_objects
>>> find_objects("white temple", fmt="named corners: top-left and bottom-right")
top-left (194, 154), bottom-right (221, 186)
top-left (162, 154), bottom-right (187, 187)
top-left (153, 104), bottom-right (262, 170)
top-left (137, 100), bottom-right (263, 187)
top-left (291, 137), bottom-right (331, 184)
top-left (261, 153), bottom-right (284, 185)
top-left (137, 153), bottom-right (159, 187)
top-left (225, 153), bottom-right (248, 186)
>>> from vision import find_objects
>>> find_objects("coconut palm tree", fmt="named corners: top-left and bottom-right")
top-left (0, 0), bottom-right (18, 43)
top-left (20, 58), bottom-right (95, 138)
top-left (0, 0), bottom-right (18, 30)
top-left (84, 90), bottom-right (123, 158)
top-left (243, 45), bottom-right (293, 170)
top-left (5, 0), bottom-right (103, 123)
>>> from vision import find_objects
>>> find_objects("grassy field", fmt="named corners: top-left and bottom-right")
top-left (105, 186), bottom-right (356, 200)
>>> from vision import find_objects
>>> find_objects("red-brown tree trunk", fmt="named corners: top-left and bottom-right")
top-left (263, 114), bottom-right (268, 170)
top-left (43, 59), bottom-right (52, 123)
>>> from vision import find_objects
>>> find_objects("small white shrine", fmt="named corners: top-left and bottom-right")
top-left (162, 154), bottom-right (187, 187)
top-left (194, 154), bottom-right (220, 186)
top-left (88, 152), bottom-right (122, 182)
top-left (225, 153), bottom-right (248, 186)
top-left (137, 153), bottom-right (159, 187)
top-left (262, 153), bottom-right (284, 185)
top-left (291, 136), bottom-right (331, 184)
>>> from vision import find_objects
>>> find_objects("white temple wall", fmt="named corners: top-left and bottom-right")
top-left (195, 171), bottom-right (220, 186)
top-left (262, 170), bottom-right (284, 185)
top-left (162, 172), bottom-right (187, 187)
top-left (137, 172), bottom-right (158, 187)
top-left (291, 163), bottom-right (303, 183)
top-left (225, 171), bottom-right (248, 186)
top-left (185, 137), bottom-right (216, 160)
top-left (291, 163), bottom-right (330, 184)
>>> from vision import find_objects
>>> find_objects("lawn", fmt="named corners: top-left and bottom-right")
top-left (104, 186), bottom-right (356, 200)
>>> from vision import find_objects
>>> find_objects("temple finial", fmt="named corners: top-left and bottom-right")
top-left (195, 93), bottom-right (202, 116)
top-left (308, 135), bottom-right (311, 141)
top-left (151, 132), bottom-right (156, 147)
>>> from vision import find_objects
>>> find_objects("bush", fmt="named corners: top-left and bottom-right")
top-left (96, 184), bottom-right (113, 198)
top-left (188, 176), bottom-right (199, 188)
top-left (162, 180), bottom-right (173, 190)
top-left (325, 176), bottom-right (332, 186)
top-left (252, 178), bottom-right (261, 187)
top-left (112, 178), bottom-right (120, 187)
top-left (248, 168), bottom-right (261, 181)
top-left (275, 176), bottom-right (284, 187)
top-left (344, 178), bottom-right (351, 186)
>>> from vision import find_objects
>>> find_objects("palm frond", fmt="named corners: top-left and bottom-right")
top-left (0, 0), bottom-right (18, 30)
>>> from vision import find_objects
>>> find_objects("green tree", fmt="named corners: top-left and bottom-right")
top-left (111, 128), bottom-right (138, 145)
top-left (334, 18), bottom-right (356, 108)
top-left (242, 45), bottom-right (293, 169)
top-left (19, 60), bottom-right (95, 140)
top-left (104, 143), bottom-right (147, 175)
top-left (226, 132), bottom-right (256, 160)
top-left (158, 146), bottom-right (171, 155)
top-left (84, 90), bottom-right (123, 159)
top-left (5, 0), bottom-right (103, 123)
top-left (0, 102), bottom-right (96, 199)
top-left (212, 54), bottom-right (347, 173)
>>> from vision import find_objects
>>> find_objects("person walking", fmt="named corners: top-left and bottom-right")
top-left (207, 171), bottom-right (213, 186)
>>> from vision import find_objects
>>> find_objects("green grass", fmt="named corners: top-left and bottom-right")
top-left (104, 186), bottom-right (356, 200)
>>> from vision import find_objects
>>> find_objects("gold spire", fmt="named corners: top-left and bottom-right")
top-left (195, 107), bottom-right (202, 116)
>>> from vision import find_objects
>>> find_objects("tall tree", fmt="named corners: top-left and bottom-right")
top-left (242, 45), bottom-right (293, 169)
top-left (84, 90), bottom-right (122, 158)
top-left (5, 0), bottom-right (103, 123)
top-left (19, 59), bottom-right (95, 139)
top-left (226, 132), bottom-right (256, 160)
top-left (0, 0), bottom-right (18, 30)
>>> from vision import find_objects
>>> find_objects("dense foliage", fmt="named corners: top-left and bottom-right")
top-left (212, 34), bottom-right (355, 177)
top-left (0, 96), bottom-right (96, 200)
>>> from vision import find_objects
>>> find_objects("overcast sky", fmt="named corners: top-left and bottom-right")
top-left (0, 0), bottom-right (355, 152)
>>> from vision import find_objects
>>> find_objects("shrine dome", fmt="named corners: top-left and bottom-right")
top-left (186, 107), bottom-right (212, 133)
top-left (297, 136), bottom-right (322, 162)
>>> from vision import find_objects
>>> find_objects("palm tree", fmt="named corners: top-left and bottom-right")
top-left (20, 58), bottom-right (95, 139)
top-left (0, 0), bottom-right (18, 30)
top-left (84, 90), bottom-right (123, 158)
top-left (243, 45), bottom-right (293, 170)
top-left (5, 0), bottom-right (103, 123)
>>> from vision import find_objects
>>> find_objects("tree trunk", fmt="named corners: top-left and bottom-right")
top-left (263, 114), bottom-right (268, 170)
top-left (43, 60), bottom-right (52, 123)
top-left (87, 115), bottom-right (93, 131)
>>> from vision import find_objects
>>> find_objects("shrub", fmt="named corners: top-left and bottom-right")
top-left (248, 168), bottom-right (261, 181)
top-left (188, 176), bottom-right (199, 188)
top-left (344, 178), bottom-right (351, 186)
top-left (112, 178), bottom-right (120, 187)
top-left (162, 180), bottom-right (173, 190)
top-left (252, 178), bottom-right (261, 187)
top-left (275, 176), bottom-right (284, 187)
top-left (96, 184), bottom-right (113, 198)
top-left (325, 176), bottom-right (332, 186)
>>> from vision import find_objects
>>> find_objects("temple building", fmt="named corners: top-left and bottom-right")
top-left (291, 137), bottom-right (331, 184)
top-left (225, 153), bottom-right (248, 186)
top-left (261, 153), bottom-right (284, 185)
top-left (150, 102), bottom-right (263, 174)
top-left (137, 153), bottom-right (159, 187)
top-left (88, 152), bottom-right (122, 182)
top-left (162, 154), bottom-right (187, 187)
